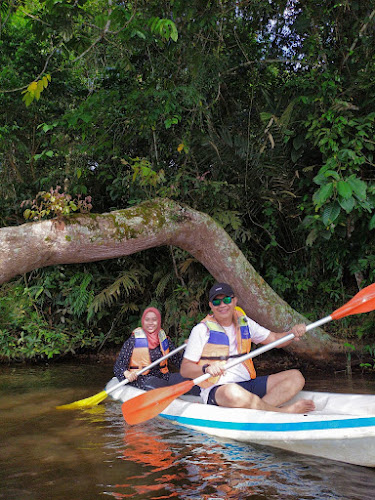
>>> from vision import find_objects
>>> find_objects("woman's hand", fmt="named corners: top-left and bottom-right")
top-left (124, 370), bottom-right (138, 382)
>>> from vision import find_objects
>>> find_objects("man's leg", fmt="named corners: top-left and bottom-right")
top-left (214, 382), bottom-right (315, 413)
top-left (262, 369), bottom-right (305, 407)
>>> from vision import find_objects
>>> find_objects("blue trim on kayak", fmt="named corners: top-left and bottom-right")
top-left (160, 413), bottom-right (375, 432)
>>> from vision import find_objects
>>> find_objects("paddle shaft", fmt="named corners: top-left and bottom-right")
top-left (107, 343), bottom-right (187, 395)
top-left (192, 314), bottom-right (332, 386)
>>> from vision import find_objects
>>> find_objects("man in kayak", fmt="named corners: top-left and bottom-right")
top-left (180, 282), bottom-right (315, 413)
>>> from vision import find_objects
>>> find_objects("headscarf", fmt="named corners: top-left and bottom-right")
top-left (141, 307), bottom-right (162, 349)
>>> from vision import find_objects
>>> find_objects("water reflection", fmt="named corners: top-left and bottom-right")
top-left (102, 412), bottom-right (375, 500)
top-left (0, 364), bottom-right (374, 500)
top-left (105, 420), bottom-right (271, 499)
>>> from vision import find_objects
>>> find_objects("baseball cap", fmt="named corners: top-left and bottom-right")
top-left (209, 282), bottom-right (235, 302)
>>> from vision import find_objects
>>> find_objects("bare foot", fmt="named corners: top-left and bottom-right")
top-left (281, 399), bottom-right (316, 414)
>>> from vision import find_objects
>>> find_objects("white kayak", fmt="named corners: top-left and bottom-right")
top-left (106, 378), bottom-right (375, 468)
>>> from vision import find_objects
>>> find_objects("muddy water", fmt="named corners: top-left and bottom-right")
top-left (1, 363), bottom-right (374, 500)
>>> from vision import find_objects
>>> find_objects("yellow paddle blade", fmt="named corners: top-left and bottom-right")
top-left (56, 390), bottom-right (108, 410)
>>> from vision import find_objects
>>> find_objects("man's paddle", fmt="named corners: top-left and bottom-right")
top-left (122, 283), bottom-right (375, 425)
top-left (56, 343), bottom-right (186, 410)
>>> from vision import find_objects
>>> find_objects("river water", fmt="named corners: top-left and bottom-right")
top-left (1, 362), bottom-right (374, 500)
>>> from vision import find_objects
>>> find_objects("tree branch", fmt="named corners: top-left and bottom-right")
top-left (0, 198), bottom-right (347, 364)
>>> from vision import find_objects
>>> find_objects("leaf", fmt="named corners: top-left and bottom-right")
top-left (306, 229), bottom-right (318, 247)
top-left (27, 81), bottom-right (37, 92)
top-left (292, 135), bottom-right (304, 150)
top-left (347, 175), bottom-right (367, 201)
top-left (291, 148), bottom-right (303, 163)
top-left (369, 214), bottom-right (375, 231)
top-left (23, 93), bottom-right (34, 107)
top-left (170, 26), bottom-right (179, 42)
top-left (259, 112), bottom-right (273, 122)
top-left (322, 202), bottom-right (340, 226)
top-left (337, 180), bottom-right (352, 199)
top-left (323, 170), bottom-right (340, 180)
top-left (358, 199), bottom-right (373, 212)
top-left (339, 196), bottom-right (356, 213)
top-left (313, 183), bottom-right (333, 206)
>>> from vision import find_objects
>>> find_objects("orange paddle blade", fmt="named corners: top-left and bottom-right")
top-left (331, 283), bottom-right (375, 320)
top-left (122, 380), bottom-right (194, 425)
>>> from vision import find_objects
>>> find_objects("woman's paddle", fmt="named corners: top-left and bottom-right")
top-left (122, 283), bottom-right (375, 425)
top-left (56, 343), bottom-right (186, 410)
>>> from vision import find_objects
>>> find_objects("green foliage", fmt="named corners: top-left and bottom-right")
top-left (149, 17), bottom-right (179, 42)
top-left (0, 278), bottom-right (105, 361)
top-left (88, 266), bottom-right (149, 320)
top-left (1, 0), bottom-right (375, 362)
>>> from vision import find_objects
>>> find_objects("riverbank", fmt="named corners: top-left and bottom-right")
top-left (2, 341), bottom-right (373, 380)
top-left (5, 344), bottom-right (365, 379)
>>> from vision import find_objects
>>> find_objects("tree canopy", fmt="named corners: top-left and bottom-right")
top-left (1, 0), bottom-right (374, 366)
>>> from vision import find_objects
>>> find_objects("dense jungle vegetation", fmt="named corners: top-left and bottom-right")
top-left (1, 0), bottom-right (375, 367)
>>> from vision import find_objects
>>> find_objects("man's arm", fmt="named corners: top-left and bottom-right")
top-left (261, 324), bottom-right (306, 347)
top-left (180, 357), bottom-right (205, 378)
top-left (181, 357), bottom-right (226, 379)
top-left (180, 323), bottom-right (211, 378)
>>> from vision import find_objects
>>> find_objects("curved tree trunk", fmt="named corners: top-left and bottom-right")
top-left (0, 198), bottom-right (347, 365)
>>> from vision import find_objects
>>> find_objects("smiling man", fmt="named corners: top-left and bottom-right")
top-left (180, 282), bottom-right (315, 413)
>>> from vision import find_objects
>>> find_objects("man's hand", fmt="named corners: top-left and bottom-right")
top-left (290, 323), bottom-right (306, 341)
top-left (205, 361), bottom-right (226, 377)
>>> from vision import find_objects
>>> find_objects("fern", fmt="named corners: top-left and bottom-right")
top-left (65, 272), bottom-right (94, 317)
top-left (88, 269), bottom-right (147, 316)
top-left (154, 273), bottom-right (173, 298)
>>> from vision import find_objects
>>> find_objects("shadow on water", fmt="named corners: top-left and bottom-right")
top-left (1, 363), bottom-right (374, 500)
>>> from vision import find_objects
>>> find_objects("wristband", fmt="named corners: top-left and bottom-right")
top-left (202, 364), bottom-right (210, 374)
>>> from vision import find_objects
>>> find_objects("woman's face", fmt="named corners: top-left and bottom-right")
top-left (143, 312), bottom-right (159, 334)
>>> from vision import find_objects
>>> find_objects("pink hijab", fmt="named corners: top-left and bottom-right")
top-left (141, 307), bottom-right (162, 349)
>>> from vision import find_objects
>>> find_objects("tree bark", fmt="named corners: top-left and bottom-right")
top-left (0, 198), bottom-right (347, 365)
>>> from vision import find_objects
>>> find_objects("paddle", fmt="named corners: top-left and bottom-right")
top-left (56, 343), bottom-right (187, 410)
top-left (122, 283), bottom-right (375, 425)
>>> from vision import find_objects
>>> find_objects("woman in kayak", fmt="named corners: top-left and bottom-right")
top-left (114, 306), bottom-right (196, 392)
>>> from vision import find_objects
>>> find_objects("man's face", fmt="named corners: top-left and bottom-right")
top-left (209, 294), bottom-right (237, 326)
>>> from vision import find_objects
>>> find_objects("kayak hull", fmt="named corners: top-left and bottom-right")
top-left (106, 378), bottom-right (375, 467)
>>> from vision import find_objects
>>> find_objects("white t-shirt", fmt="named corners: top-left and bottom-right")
top-left (184, 316), bottom-right (270, 403)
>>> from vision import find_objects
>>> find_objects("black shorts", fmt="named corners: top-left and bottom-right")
top-left (206, 376), bottom-right (269, 406)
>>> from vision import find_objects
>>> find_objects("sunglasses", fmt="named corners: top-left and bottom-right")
top-left (212, 296), bottom-right (233, 306)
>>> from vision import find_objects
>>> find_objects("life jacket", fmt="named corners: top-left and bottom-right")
top-left (128, 327), bottom-right (170, 375)
top-left (198, 309), bottom-right (256, 388)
